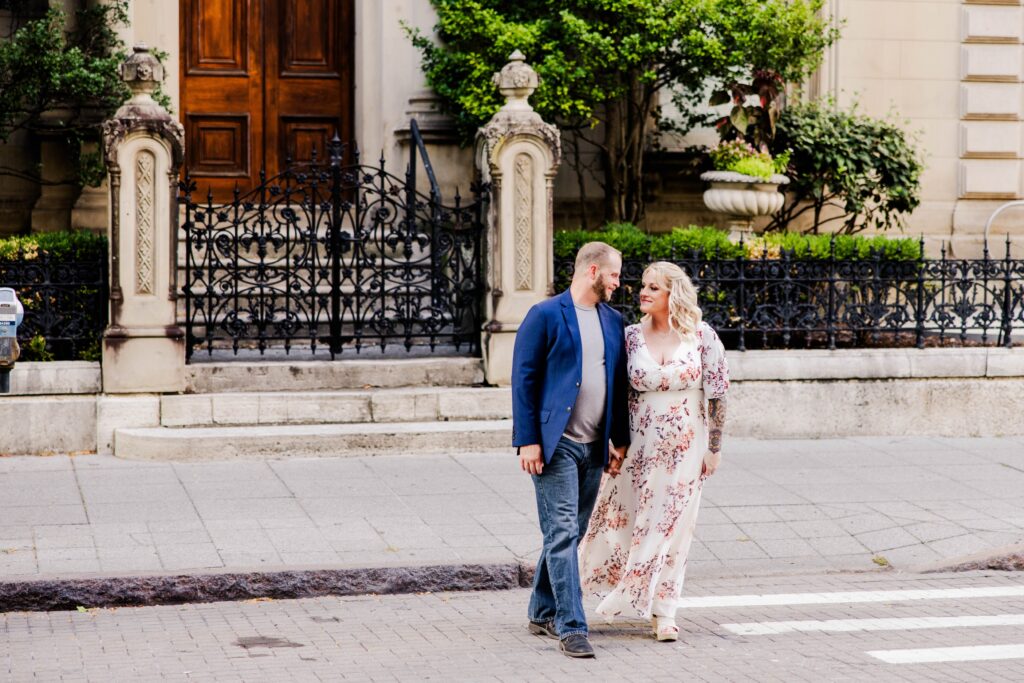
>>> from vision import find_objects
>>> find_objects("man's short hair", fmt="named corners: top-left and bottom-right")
top-left (574, 241), bottom-right (621, 271)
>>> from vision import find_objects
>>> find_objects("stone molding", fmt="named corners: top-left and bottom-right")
top-left (100, 45), bottom-right (186, 393)
top-left (957, 1), bottom-right (1024, 202)
top-left (476, 51), bottom-right (562, 384)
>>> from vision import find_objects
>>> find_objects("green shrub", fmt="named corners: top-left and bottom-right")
top-left (0, 230), bottom-right (107, 262)
top-left (649, 227), bottom-right (744, 259)
top-left (554, 224), bottom-right (921, 261)
top-left (769, 100), bottom-right (923, 234)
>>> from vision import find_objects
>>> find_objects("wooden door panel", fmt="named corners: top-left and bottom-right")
top-left (186, 114), bottom-right (250, 176)
top-left (280, 116), bottom-right (340, 164)
top-left (264, 0), bottom-right (353, 173)
top-left (181, 0), bottom-right (262, 197)
top-left (187, 0), bottom-right (248, 74)
top-left (181, 0), bottom-right (353, 198)
top-left (280, 0), bottom-right (338, 76)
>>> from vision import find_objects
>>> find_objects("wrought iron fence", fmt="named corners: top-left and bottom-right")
top-left (555, 237), bottom-right (1024, 350)
top-left (0, 250), bottom-right (108, 360)
top-left (180, 131), bottom-right (486, 360)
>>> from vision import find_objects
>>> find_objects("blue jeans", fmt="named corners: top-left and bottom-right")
top-left (528, 436), bottom-right (604, 638)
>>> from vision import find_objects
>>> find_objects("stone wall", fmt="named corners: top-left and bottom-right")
top-left (2, 349), bottom-right (1023, 455)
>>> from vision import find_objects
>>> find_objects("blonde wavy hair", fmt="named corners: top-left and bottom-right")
top-left (642, 261), bottom-right (702, 338)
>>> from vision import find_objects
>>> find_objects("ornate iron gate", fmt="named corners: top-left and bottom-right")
top-left (180, 125), bottom-right (486, 361)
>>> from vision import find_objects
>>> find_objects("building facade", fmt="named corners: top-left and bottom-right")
top-left (1, 0), bottom-right (1023, 257)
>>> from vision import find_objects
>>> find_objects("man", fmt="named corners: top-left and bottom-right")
top-left (511, 241), bottom-right (630, 658)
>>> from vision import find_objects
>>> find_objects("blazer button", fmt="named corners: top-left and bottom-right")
top-left (575, 382), bottom-right (581, 387)
top-left (566, 406), bottom-right (571, 412)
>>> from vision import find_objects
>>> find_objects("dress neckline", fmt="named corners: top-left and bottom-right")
top-left (635, 323), bottom-right (683, 367)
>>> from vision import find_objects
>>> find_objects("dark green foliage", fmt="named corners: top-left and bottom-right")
top-left (0, 229), bottom-right (107, 261)
top-left (0, 230), bottom-right (107, 361)
top-left (768, 100), bottom-right (924, 234)
top-left (553, 224), bottom-right (921, 261)
top-left (0, 1), bottom-right (166, 188)
top-left (407, 0), bottom-right (838, 224)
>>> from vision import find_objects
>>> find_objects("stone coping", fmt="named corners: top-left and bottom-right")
top-left (726, 347), bottom-right (1024, 381)
top-left (1, 348), bottom-right (1021, 397)
top-left (4, 362), bottom-right (101, 396)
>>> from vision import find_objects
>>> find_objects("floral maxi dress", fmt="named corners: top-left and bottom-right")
top-left (578, 321), bottom-right (730, 619)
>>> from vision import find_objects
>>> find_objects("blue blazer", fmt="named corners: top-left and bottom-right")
top-left (511, 289), bottom-right (630, 464)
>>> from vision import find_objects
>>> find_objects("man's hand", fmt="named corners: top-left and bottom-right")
top-left (605, 444), bottom-right (627, 477)
top-left (519, 444), bottom-right (544, 475)
top-left (701, 449), bottom-right (722, 478)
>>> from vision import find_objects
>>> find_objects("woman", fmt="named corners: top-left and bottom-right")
top-left (578, 261), bottom-right (729, 642)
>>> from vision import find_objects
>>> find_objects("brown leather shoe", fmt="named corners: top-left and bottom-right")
top-left (528, 620), bottom-right (559, 640)
top-left (559, 634), bottom-right (595, 658)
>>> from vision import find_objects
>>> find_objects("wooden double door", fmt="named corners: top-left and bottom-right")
top-left (180, 0), bottom-right (354, 199)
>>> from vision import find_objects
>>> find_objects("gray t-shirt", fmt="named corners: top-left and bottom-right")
top-left (563, 303), bottom-right (607, 443)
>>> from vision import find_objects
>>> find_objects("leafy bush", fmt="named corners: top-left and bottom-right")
top-left (768, 100), bottom-right (923, 234)
top-left (407, 0), bottom-right (838, 224)
top-left (554, 224), bottom-right (921, 261)
top-left (0, 230), bottom-right (107, 262)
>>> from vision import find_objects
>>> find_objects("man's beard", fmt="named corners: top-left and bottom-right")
top-left (591, 273), bottom-right (611, 303)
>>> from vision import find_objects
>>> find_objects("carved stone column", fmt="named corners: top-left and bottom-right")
top-left (100, 45), bottom-right (185, 393)
top-left (476, 51), bottom-right (561, 385)
top-left (71, 141), bottom-right (110, 233)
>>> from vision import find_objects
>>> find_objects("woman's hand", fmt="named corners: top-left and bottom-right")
top-left (701, 449), bottom-right (721, 478)
top-left (606, 444), bottom-right (627, 477)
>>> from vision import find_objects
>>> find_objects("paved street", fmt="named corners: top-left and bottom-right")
top-left (0, 436), bottom-right (1022, 579)
top-left (3, 570), bottom-right (1024, 681)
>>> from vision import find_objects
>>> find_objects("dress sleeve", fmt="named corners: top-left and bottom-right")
top-left (699, 323), bottom-right (730, 399)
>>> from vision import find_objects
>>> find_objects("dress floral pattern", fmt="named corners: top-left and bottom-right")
top-left (578, 321), bottom-right (729, 619)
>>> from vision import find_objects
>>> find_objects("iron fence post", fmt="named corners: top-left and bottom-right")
top-left (737, 235), bottom-right (746, 352)
top-left (827, 236), bottom-right (837, 350)
top-left (915, 236), bottom-right (926, 349)
top-left (329, 134), bottom-right (344, 357)
top-left (182, 179), bottom-right (192, 361)
top-left (1003, 234), bottom-right (1013, 347)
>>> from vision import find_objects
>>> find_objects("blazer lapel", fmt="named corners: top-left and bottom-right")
top-left (560, 290), bottom-right (583, 375)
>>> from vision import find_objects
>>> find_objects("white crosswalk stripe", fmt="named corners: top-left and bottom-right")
top-left (689, 583), bottom-right (1024, 666)
top-left (678, 585), bottom-right (1024, 609)
top-left (867, 644), bottom-right (1024, 664)
top-left (721, 613), bottom-right (1024, 635)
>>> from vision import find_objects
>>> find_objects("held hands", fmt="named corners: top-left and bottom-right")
top-left (701, 449), bottom-right (722, 478)
top-left (519, 444), bottom-right (544, 475)
top-left (605, 444), bottom-right (627, 477)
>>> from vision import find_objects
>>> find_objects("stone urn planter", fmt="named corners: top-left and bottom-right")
top-left (700, 170), bottom-right (790, 238)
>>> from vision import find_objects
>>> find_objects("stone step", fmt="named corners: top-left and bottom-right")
top-left (161, 387), bottom-right (512, 427)
top-left (114, 420), bottom-right (513, 461)
top-left (184, 357), bottom-right (485, 393)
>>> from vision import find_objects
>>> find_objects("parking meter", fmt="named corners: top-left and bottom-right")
top-left (0, 288), bottom-right (24, 394)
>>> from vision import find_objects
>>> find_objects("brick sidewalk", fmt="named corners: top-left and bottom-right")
top-left (3, 571), bottom-right (1024, 681)
top-left (0, 436), bottom-right (1021, 581)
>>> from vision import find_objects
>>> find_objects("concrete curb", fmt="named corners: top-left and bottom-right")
top-left (0, 562), bottom-right (533, 613)
top-left (919, 543), bottom-right (1024, 573)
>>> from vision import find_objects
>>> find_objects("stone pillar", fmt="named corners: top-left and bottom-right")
top-left (71, 141), bottom-right (110, 233)
top-left (100, 45), bottom-right (185, 393)
top-left (476, 51), bottom-right (561, 386)
top-left (30, 118), bottom-right (81, 233)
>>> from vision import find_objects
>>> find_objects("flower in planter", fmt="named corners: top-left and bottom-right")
top-left (708, 139), bottom-right (789, 181)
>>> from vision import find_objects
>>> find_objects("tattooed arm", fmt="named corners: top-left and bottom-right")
top-left (708, 396), bottom-right (727, 453)
top-left (703, 396), bottom-right (727, 477)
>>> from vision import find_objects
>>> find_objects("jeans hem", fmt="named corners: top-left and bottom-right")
top-left (559, 629), bottom-right (588, 639)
